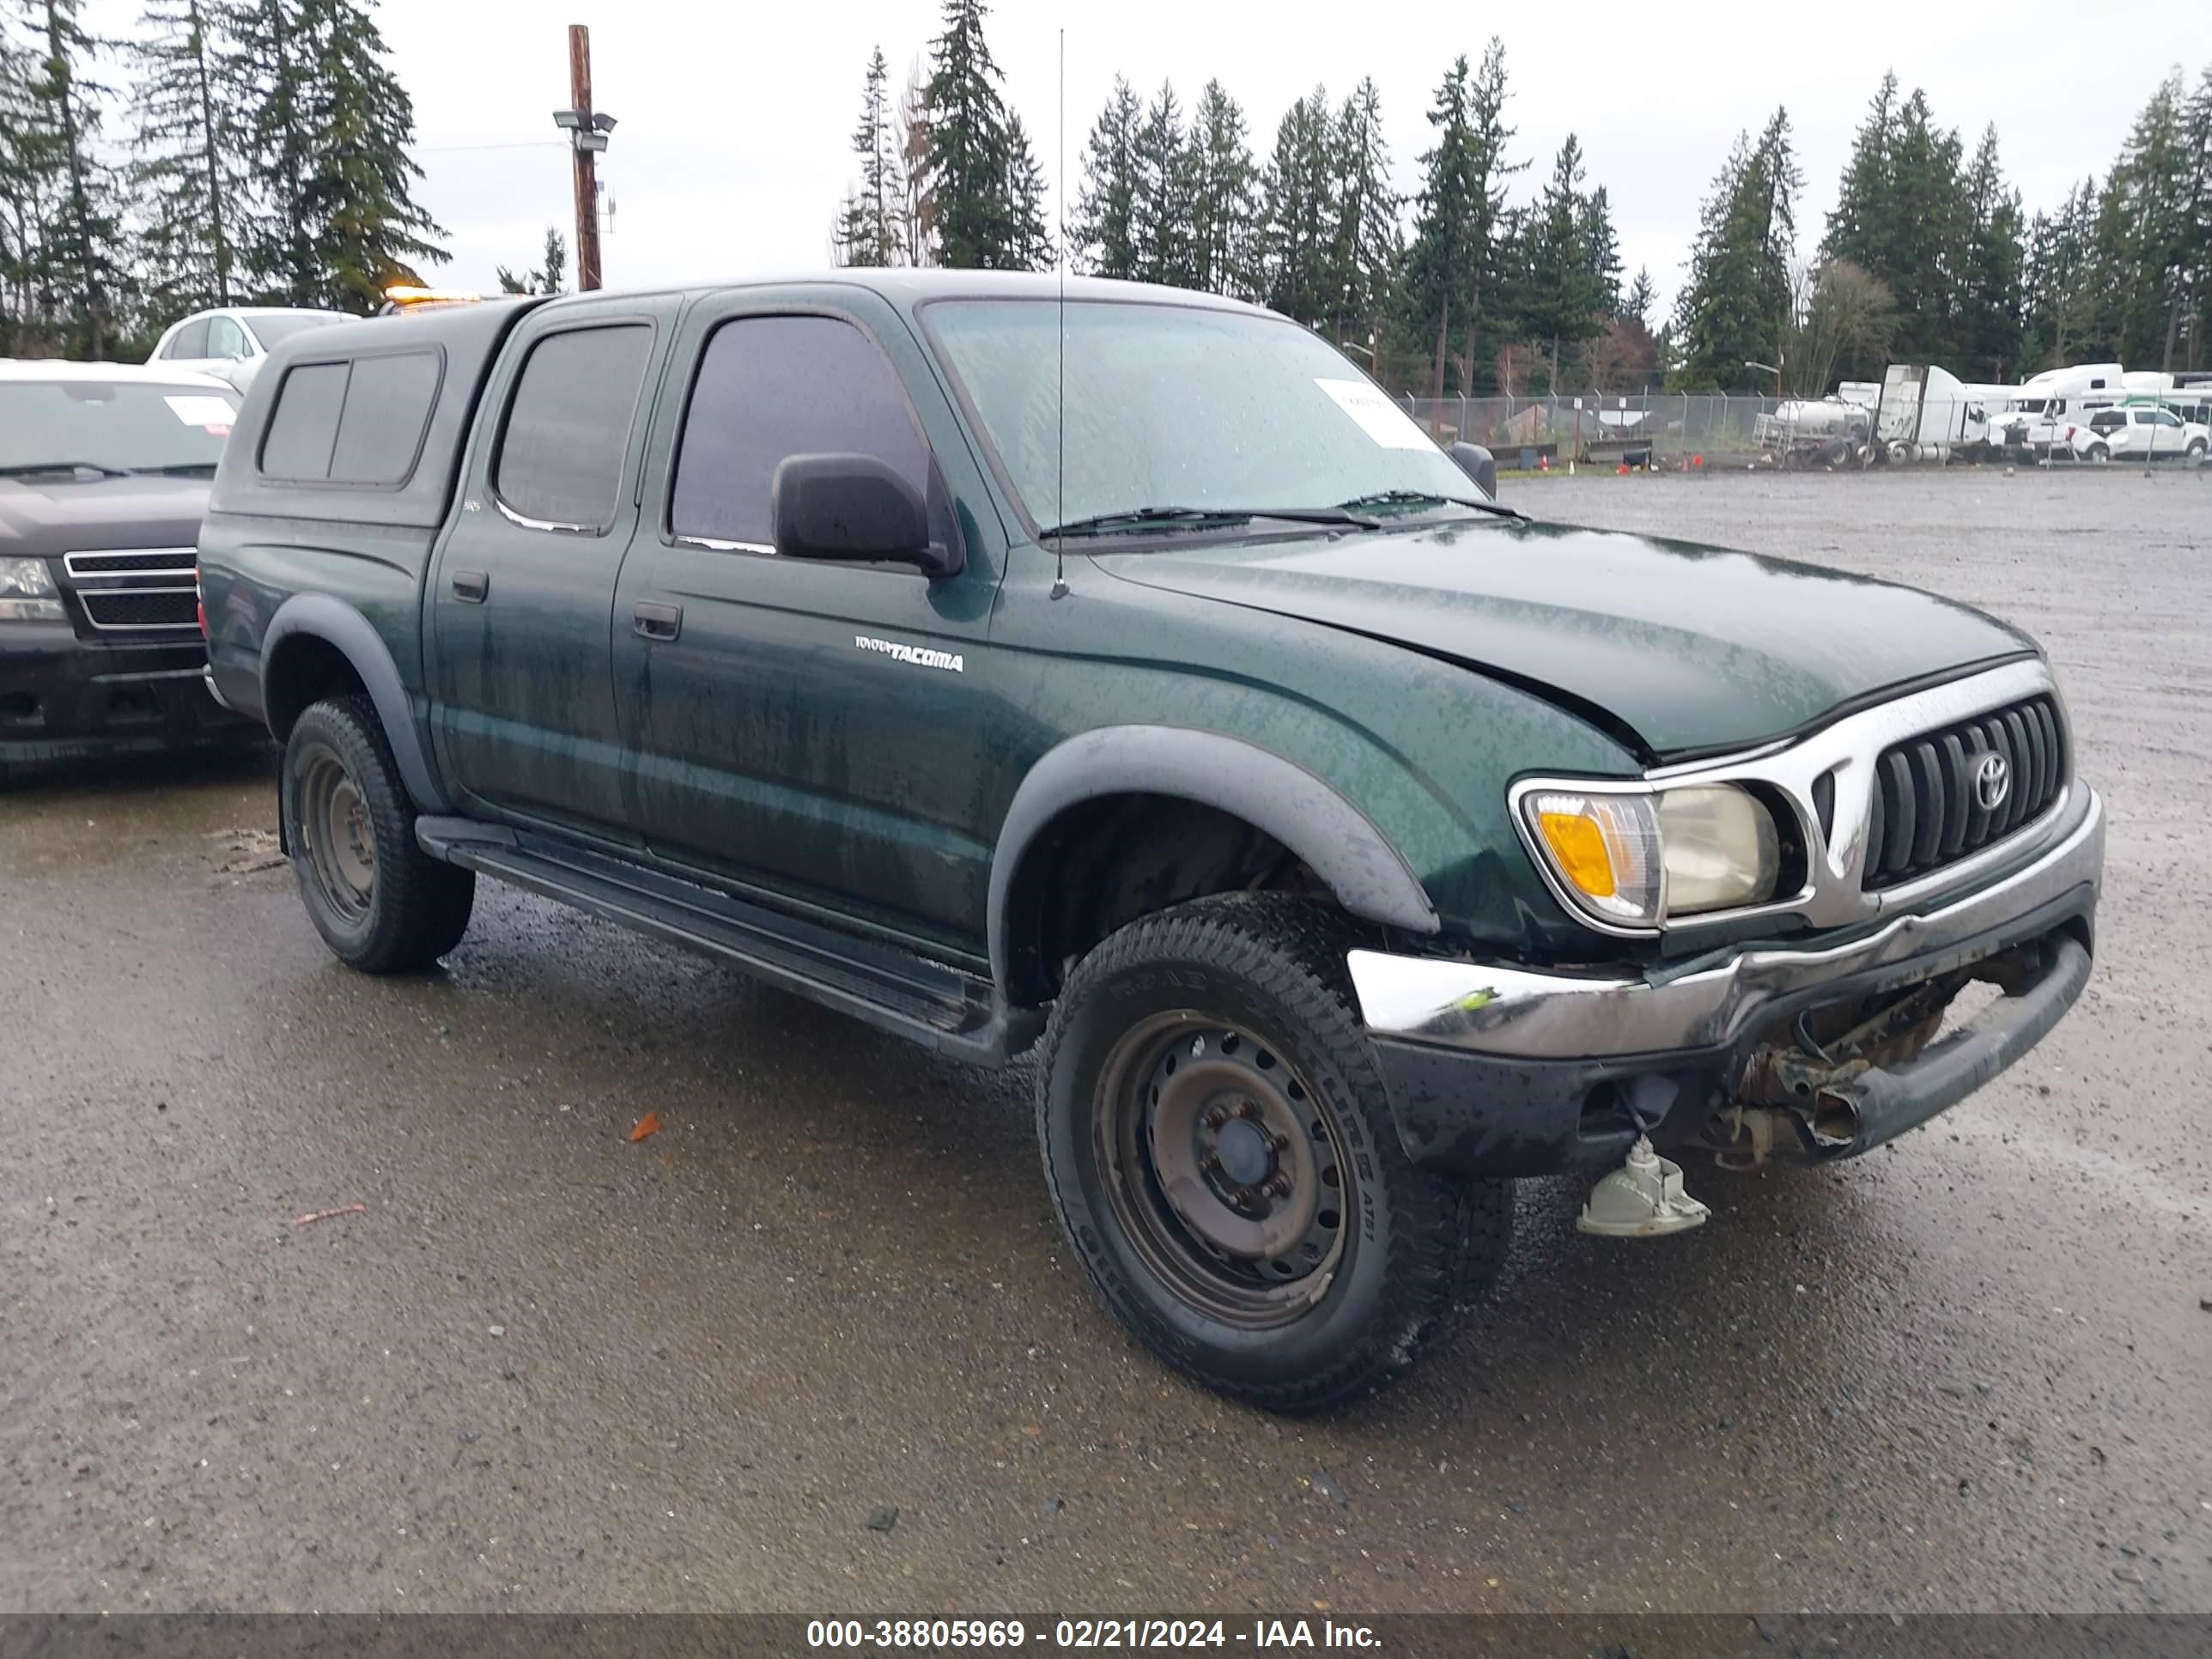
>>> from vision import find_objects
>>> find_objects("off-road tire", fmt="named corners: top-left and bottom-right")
top-left (1036, 892), bottom-right (1510, 1413)
top-left (282, 696), bottom-right (474, 973)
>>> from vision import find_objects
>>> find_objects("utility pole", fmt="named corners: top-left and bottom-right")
top-left (554, 24), bottom-right (614, 291)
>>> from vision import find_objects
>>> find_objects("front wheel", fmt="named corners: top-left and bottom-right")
top-left (282, 696), bottom-right (475, 973)
top-left (1036, 894), bottom-right (1510, 1413)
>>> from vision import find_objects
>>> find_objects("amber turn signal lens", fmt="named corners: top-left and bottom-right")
top-left (1537, 811), bottom-right (1617, 898)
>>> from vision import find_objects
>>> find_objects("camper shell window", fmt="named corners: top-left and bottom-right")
top-left (259, 349), bottom-right (443, 487)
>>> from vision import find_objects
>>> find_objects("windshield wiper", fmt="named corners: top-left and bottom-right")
top-left (139, 461), bottom-right (218, 476)
top-left (1333, 488), bottom-right (1525, 521)
top-left (1043, 503), bottom-right (1380, 538)
top-left (0, 460), bottom-right (137, 479)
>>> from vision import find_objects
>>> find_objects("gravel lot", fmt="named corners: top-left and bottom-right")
top-left (3, 467), bottom-right (2208, 1616)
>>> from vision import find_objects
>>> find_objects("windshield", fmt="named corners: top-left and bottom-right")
top-left (927, 299), bottom-right (1487, 533)
top-left (246, 313), bottom-right (344, 349)
top-left (0, 380), bottom-right (237, 474)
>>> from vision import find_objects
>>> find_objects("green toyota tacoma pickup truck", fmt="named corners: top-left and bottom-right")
top-left (196, 272), bottom-right (2102, 1412)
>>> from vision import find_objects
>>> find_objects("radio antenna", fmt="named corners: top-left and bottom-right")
top-left (1050, 25), bottom-right (1069, 600)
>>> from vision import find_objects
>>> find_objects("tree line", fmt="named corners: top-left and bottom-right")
top-left (836, 3), bottom-right (2212, 397)
top-left (1, 0), bottom-right (444, 360)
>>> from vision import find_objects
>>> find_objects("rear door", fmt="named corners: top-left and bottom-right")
top-left (427, 295), bottom-right (678, 841)
top-left (611, 288), bottom-right (1005, 947)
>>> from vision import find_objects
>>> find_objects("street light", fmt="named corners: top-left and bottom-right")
top-left (1744, 360), bottom-right (1784, 395)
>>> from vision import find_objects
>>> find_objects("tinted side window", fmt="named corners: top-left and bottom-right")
top-left (494, 325), bottom-right (654, 531)
top-left (670, 315), bottom-right (928, 547)
top-left (166, 318), bottom-right (210, 359)
top-left (259, 362), bottom-right (349, 479)
top-left (329, 351), bottom-right (441, 485)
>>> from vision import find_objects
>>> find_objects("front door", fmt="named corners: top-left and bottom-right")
top-left (612, 292), bottom-right (1005, 947)
top-left (428, 296), bottom-right (677, 841)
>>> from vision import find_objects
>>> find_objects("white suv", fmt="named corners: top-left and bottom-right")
top-left (2069, 406), bottom-right (2209, 464)
top-left (145, 307), bottom-right (349, 392)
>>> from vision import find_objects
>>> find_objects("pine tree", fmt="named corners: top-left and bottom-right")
top-left (2182, 67), bottom-right (2212, 370)
top-left (1183, 79), bottom-right (1256, 298)
top-left (896, 57), bottom-right (933, 266)
top-left (1957, 125), bottom-right (2024, 380)
top-left (833, 46), bottom-right (902, 268)
top-left (2021, 178), bottom-right (2103, 368)
top-left (1401, 58), bottom-right (1477, 398)
top-left (225, 0), bottom-right (444, 313)
top-left (1130, 80), bottom-right (1190, 286)
top-left (920, 0), bottom-right (1025, 270)
top-left (1325, 76), bottom-right (1399, 343)
top-left (1073, 74), bottom-right (1142, 277)
top-left (1521, 134), bottom-right (1607, 387)
top-left (1255, 85), bottom-right (1336, 325)
top-left (0, 29), bottom-right (29, 345)
top-left (496, 225), bottom-right (566, 295)
top-left (1822, 77), bottom-right (1974, 370)
top-left (1580, 185), bottom-right (1623, 316)
top-left (1825, 73), bottom-right (1899, 292)
top-left (1402, 41), bottom-right (1517, 400)
top-left (1622, 265), bottom-right (1656, 329)
top-left (1003, 110), bottom-right (1053, 272)
top-left (131, 0), bottom-right (244, 316)
top-left (222, 0), bottom-right (313, 302)
top-left (300, 0), bottom-right (444, 310)
top-left (12, 0), bottom-right (130, 357)
top-left (2090, 70), bottom-right (2203, 368)
top-left (1671, 109), bottom-right (1801, 390)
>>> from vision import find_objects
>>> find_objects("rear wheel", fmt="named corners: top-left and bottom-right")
top-left (1036, 893), bottom-right (1510, 1413)
top-left (282, 696), bottom-right (474, 973)
top-left (2086, 442), bottom-right (2110, 465)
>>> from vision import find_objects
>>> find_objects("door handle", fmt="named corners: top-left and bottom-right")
top-left (451, 569), bottom-right (489, 603)
top-left (633, 600), bottom-right (682, 641)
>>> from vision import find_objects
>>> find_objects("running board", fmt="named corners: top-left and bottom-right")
top-left (414, 815), bottom-right (1040, 1068)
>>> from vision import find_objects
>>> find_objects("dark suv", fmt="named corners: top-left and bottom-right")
top-left (195, 274), bottom-right (2103, 1410)
top-left (2, 361), bottom-right (257, 778)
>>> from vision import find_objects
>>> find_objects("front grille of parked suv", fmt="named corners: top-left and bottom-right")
top-left (1863, 695), bottom-right (2067, 890)
top-left (62, 549), bottom-right (202, 635)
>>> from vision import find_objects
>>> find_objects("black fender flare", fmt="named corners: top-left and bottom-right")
top-left (987, 725), bottom-right (1439, 994)
top-left (260, 592), bottom-right (451, 813)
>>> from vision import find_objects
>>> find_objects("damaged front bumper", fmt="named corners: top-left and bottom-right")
top-left (1347, 787), bottom-right (2104, 1176)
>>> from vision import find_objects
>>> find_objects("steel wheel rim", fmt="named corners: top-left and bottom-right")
top-left (1095, 1012), bottom-right (1350, 1329)
top-left (297, 742), bottom-right (374, 924)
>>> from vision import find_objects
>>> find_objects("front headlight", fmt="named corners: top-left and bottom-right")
top-left (1656, 785), bottom-right (1781, 915)
top-left (0, 556), bottom-right (64, 623)
top-left (1522, 782), bottom-right (1782, 928)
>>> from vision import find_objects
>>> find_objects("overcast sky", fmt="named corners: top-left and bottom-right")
top-left (106, 1), bottom-right (2212, 309)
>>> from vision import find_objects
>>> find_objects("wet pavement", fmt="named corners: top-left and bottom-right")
top-left (3, 469), bottom-right (2208, 1614)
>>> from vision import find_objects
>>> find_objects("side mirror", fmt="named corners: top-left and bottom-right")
top-left (1448, 441), bottom-right (1498, 498)
top-left (771, 453), bottom-right (960, 577)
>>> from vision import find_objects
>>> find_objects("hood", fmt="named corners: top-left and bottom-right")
top-left (1096, 519), bottom-right (2035, 760)
top-left (0, 475), bottom-right (212, 559)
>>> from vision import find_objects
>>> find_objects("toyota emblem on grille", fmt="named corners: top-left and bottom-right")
top-left (1974, 751), bottom-right (2011, 811)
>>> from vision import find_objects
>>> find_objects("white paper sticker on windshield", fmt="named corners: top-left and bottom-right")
top-left (165, 394), bottom-right (237, 428)
top-left (1315, 377), bottom-right (1433, 450)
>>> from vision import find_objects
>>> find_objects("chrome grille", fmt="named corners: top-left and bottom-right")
top-left (1863, 695), bottom-right (2066, 890)
top-left (62, 547), bottom-right (200, 635)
